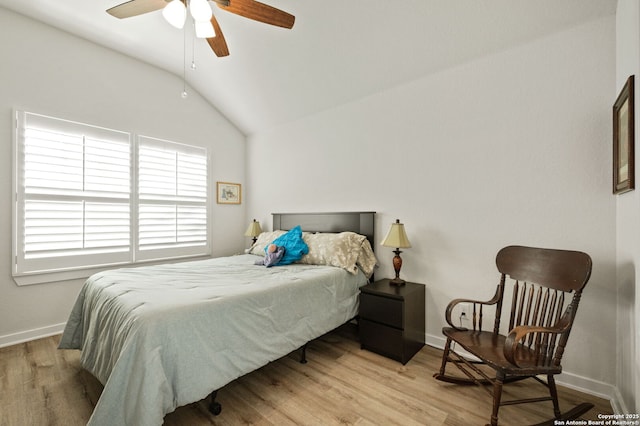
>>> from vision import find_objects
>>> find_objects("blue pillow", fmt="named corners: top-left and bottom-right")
top-left (268, 225), bottom-right (309, 265)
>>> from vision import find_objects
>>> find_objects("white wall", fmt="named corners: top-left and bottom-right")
top-left (615, 0), bottom-right (640, 415)
top-left (0, 8), bottom-right (246, 344)
top-left (247, 16), bottom-right (618, 399)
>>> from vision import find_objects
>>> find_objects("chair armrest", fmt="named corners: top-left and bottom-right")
top-left (444, 297), bottom-right (499, 331)
top-left (503, 324), bottom-right (569, 367)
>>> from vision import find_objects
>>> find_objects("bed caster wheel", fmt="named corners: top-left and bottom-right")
top-left (209, 401), bottom-right (222, 416)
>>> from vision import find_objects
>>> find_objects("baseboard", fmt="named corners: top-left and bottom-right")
top-left (425, 332), bottom-right (625, 414)
top-left (0, 323), bottom-right (66, 348)
top-left (607, 386), bottom-right (629, 415)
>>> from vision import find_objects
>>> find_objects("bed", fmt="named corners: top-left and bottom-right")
top-left (58, 211), bottom-right (376, 426)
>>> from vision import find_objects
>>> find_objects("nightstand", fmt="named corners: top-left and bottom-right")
top-left (359, 279), bottom-right (425, 364)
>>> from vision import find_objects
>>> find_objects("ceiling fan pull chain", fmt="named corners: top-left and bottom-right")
top-left (182, 13), bottom-right (188, 99)
top-left (191, 19), bottom-right (197, 70)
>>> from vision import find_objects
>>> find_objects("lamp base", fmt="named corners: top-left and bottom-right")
top-left (389, 277), bottom-right (406, 286)
top-left (390, 250), bottom-right (406, 286)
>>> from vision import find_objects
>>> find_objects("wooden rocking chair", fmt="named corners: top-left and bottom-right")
top-left (433, 245), bottom-right (594, 426)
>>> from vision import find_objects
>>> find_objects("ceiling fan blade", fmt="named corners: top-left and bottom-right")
top-left (217, 0), bottom-right (295, 29)
top-left (206, 15), bottom-right (230, 57)
top-left (107, 0), bottom-right (168, 19)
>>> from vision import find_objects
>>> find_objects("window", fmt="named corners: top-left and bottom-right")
top-left (13, 111), bottom-right (210, 280)
top-left (136, 136), bottom-right (209, 261)
top-left (15, 111), bottom-right (132, 275)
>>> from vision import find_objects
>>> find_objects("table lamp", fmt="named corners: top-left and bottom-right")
top-left (244, 219), bottom-right (262, 245)
top-left (381, 219), bottom-right (412, 285)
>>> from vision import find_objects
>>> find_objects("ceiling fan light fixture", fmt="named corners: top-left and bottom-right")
top-left (106, 0), bottom-right (294, 59)
top-left (195, 20), bottom-right (216, 38)
top-left (189, 0), bottom-right (213, 21)
top-left (162, 0), bottom-right (187, 29)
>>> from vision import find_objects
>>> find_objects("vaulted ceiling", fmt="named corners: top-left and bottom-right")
top-left (0, 0), bottom-right (616, 135)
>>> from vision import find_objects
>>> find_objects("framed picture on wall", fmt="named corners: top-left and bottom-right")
top-left (216, 182), bottom-right (241, 204)
top-left (613, 75), bottom-right (635, 194)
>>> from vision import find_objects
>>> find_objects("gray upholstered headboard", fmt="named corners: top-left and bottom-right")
top-left (272, 212), bottom-right (375, 248)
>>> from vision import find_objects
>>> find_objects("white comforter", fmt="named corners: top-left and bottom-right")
top-left (58, 254), bottom-right (367, 426)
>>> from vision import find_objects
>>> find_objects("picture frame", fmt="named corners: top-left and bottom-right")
top-left (216, 182), bottom-right (241, 204)
top-left (613, 75), bottom-right (635, 194)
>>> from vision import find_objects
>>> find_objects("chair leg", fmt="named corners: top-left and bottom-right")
top-left (490, 372), bottom-right (505, 426)
top-left (437, 337), bottom-right (453, 376)
top-left (547, 374), bottom-right (562, 419)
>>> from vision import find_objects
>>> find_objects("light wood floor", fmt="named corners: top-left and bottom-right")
top-left (0, 324), bottom-right (612, 425)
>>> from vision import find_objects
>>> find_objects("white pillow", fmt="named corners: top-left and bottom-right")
top-left (247, 230), bottom-right (286, 255)
top-left (298, 232), bottom-right (378, 277)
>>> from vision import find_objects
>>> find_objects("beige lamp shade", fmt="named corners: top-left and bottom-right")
top-left (244, 219), bottom-right (262, 238)
top-left (381, 219), bottom-right (411, 248)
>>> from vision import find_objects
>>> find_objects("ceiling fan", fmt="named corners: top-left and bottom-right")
top-left (106, 0), bottom-right (295, 57)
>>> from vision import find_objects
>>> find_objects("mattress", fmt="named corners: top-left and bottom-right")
top-left (58, 254), bottom-right (368, 426)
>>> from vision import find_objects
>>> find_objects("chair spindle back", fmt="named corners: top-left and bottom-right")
top-left (495, 246), bottom-right (592, 365)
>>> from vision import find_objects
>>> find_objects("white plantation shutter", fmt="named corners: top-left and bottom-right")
top-left (15, 111), bottom-right (132, 274)
top-left (137, 136), bottom-right (209, 260)
top-left (14, 112), bottom-right (211, 280)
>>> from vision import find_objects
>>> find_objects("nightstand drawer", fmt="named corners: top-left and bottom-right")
top-left (359, 293), bottom-right (403, 329)
top-left (360, 319), bottom-right (403, 361)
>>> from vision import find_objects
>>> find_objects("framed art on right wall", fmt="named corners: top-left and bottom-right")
top-left (613, 75), bottom-right (635, 194)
